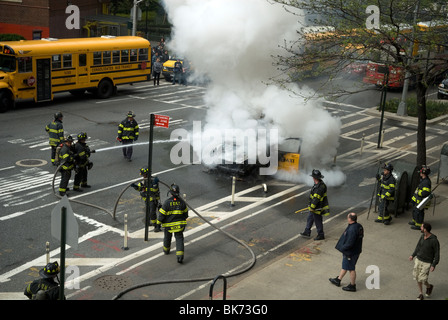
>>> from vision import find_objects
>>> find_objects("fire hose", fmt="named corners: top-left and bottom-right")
top-left (51, 166), bottom-right (257, 300)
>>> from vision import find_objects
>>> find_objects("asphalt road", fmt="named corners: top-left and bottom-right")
top-left (0, 75), bottom-right (446, 300)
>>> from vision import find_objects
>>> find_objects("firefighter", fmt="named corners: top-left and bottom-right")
top-left (117, 111), bottom-right (139, 162)
top-left (24, 261), bottom-right (64, 300)
top-left (45, 112), bottom-right (64, 165)
top-left (158, 184), bottom-right (188, 263)
top-left (410, 166), bottom-right (432, 230)
top-left (131, 167), bottom-right (161, 232)
top-left (300, 169), bottom-right (330, 240)
top-left (58, 135), bottom-right (75, 196)
top-left (73, 132), bottom-right (95, 192)
top-left (375, 162), bottom-right (396, 225)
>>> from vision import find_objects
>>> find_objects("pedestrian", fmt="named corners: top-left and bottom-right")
top-left (73, 132), bottom-right (94, 191)
top-left (329, 212), bottom-right (364, 292)
top-left (410, 166), bottom-right (432, 230)
top-left (131, 167), bottom-right (161, 232)
top-left (45, 112), bottom-right (64, 165)
top-left (172, 59), bottom-right (183, 85)
top-left (153, 57), bottom-right (163, 86)
top-left (117, 111), bottom-right (139, 162)
top-left (158, 184), bottom-right (188, 263)
top-left (375, 162), bottom-right (395, 225)
top-left (24, 261), bottom-right (64, 300)
top-left (409, 222), bottom-right (440, 300)
top-left (300, 169), bottom-right (330, 240)
top-left (58, 135), bottom-right (75, 196)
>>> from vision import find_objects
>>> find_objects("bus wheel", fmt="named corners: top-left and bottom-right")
top-left (0, 91), bottom-right (13, 113)
top-left (96, 79), bottom-right (114, 99)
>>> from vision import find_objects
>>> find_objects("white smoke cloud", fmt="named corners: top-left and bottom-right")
top-left (163, 0), bottom-right (344, 185)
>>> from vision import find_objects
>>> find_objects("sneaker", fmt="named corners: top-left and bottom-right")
top-left (425, 284), bottom-right (433, 297)
top-left (342, 283), bottom-right (356, 292)
top-left (329, 277), bottom-right (341, 287)
top-left (300, 232), bottom-right (311, 238)
top-left (417, 294), bottom-right (424, 300)
top-left (314, 234), bottom-right (325, 240)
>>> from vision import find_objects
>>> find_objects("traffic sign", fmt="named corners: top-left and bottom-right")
top-left (51, 195), bottom-right (79, 249)
top-left (154, 114), bottom-right (170, 128)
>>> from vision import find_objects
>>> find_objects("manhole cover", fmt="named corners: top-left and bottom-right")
top-left (16, 159), bottom-right (47, 167)
top-left (94, 275), bottom-right (132, 291)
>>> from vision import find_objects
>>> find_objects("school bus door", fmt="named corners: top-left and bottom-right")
top-left (36, 58), bottom-right (51, 101)
top-left (78, 54), bottom-right (89, 85)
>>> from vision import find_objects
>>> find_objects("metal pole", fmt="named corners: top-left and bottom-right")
top-left (230, 176), bottom-right (236, 206)
top-left (377, 68), bottom-right (389, 148)
top-left (59, 207), bottom-right (66, 300)
top-left (123, 214), bottom-right (129, 250)
top-left (145, 114), bottom-right (155, 241)
top-left (397, 0), bottom-right (420, 116)
top-left (46, 241), bottom-right (50, 264)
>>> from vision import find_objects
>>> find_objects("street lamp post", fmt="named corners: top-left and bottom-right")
top-left (132, 0), bottom-right (144, 36)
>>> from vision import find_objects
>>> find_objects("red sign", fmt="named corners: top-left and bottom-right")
top-left (154, 114), bottom-right (170, 128)
top-left (27, 76), bottom-right (35, 86)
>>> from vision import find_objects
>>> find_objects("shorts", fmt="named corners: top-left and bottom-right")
top-left (342, 254), bottom-right (359, 271)
top-left (413, 257), bottom-right (431, 283)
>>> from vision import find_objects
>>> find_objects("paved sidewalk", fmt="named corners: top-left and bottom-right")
top-left (224, 181), bottom-right (448, 300)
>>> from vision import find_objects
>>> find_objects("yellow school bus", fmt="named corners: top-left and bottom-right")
top-left (0, 36), bottom-right (151, 112)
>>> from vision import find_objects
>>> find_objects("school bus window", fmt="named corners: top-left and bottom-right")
top-left (112, 50), bottom-right (120, 63)
top-left (79, 54), bottom-right (86, 67)
top-left (138, 48), bottom-right (148, 61)
top-left (93, 51), bottom-right (102, 65)
top-left (63, 54), bottom-right (72, 68)
top-left (52, 54), bottom-right (61, 69)
top-left (121, 49), bottom-right (129, 63)
top-left (0, 55), bottom-right (16, 72)
top-left (130, 49), bottom-right (137, 62)
top-left (18, 57), bottom-right (32, 73)
top-left (103, 51), bottom-right (111, 65)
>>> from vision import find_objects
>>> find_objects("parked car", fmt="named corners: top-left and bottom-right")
top-left (437, 75), bottom-right (448, 99)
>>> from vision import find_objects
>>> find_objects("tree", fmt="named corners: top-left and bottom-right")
top-left (272, 0), bottom-right (448, 166)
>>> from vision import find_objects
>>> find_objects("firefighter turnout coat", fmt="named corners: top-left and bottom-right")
top-left (412, 176), bottom-right (432, 209)
top-left (377, 172), bottom-right (396, 201)
top-left (158, 196), bottom-right (188, 232)
top-left (308, 180), bottom-right (330, 216)
top-left (117, 118), bottom-right (139, 141)
top-left (45, 119), bottom-right (64, 147)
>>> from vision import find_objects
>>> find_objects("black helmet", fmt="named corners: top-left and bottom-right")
top-left (310, 169), bottom-right (324, 180)
top-left (140, 167), bottom-right (149, 176)
top-left (169, 184), bottom-right (180, 197)
top-left (77, 132), bottom-right (87, 141)
top-left (419, 165), bottom-right (430, 175)
top-left (65, 135), bottom-right (74, 143)
top-left (127, 111), bottom-right (135, 118)
top-left (54, 112), bottom-right (63, 120)
top-left (39, 261), bottom-right (60, 278)
top-left (383, 162), bottom-right (393, 172)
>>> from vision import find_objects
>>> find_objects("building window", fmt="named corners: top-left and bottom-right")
top-left (18, 57), bottom-right (32, 73)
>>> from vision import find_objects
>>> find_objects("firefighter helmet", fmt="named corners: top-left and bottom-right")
top-left (140, 167), bottom-right (149, 176)
top-left (77, 132), bottom-right (87, 141)
top-left (419, 165), bottom-right (431, 176)
top-left (65, 135), bottom-right (74, 143)
top-left (169, 184), bottom-right (180, 196)
top-left (383, 162), bottom-right (394, 172)
top-left (310, 169), bottom-right (324, 180)
top-left (39, 261), bottom-right (60, 278)
top-left (127, 111), bottom-right (135, 118)
top-left (54, 112), bottom-right (63, 120)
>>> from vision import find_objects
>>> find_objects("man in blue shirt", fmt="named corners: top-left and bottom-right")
top-left (329, 212), bottom-right (364, 292)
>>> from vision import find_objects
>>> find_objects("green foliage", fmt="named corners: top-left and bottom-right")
top-left (0, 34), bottom-right (26, 41)
top-left (381, 97), bottom-right (448, 119)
